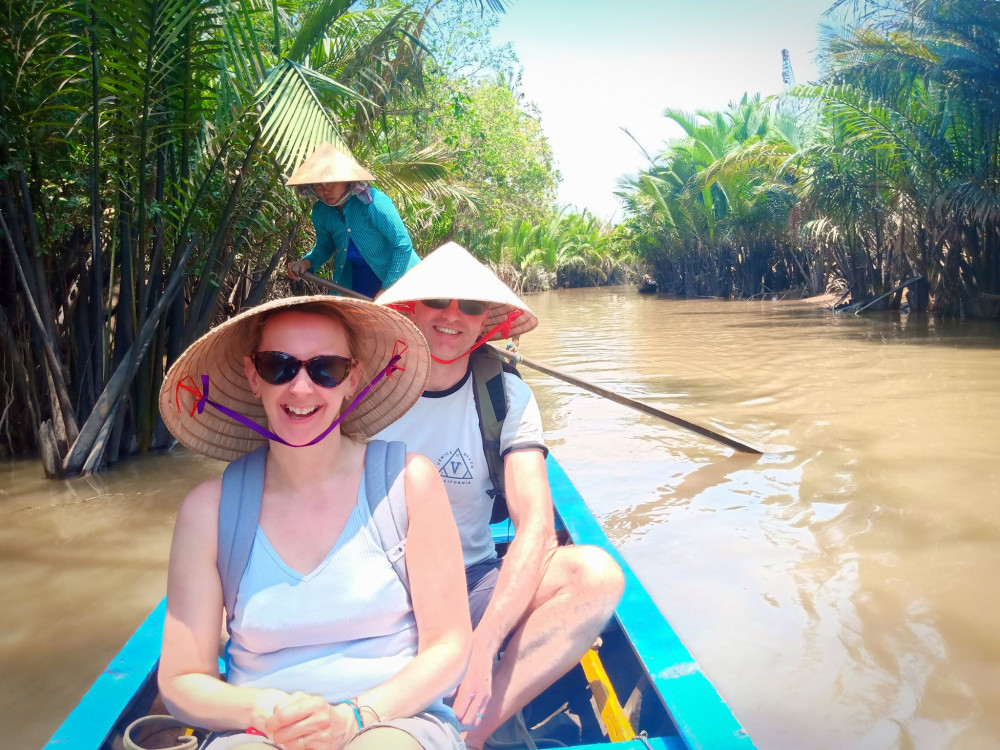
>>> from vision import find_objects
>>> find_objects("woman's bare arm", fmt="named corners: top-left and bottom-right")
top-left (157, 478), bottom-right (287, 732)
top-left (352, 453), bottom-right (472, 719)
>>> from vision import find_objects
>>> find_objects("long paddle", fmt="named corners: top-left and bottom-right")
top-left (494, 349), bottom-right (762, 454)
top-left (301, 270), bottom-right (371, 299)
top-left (300, 271), bottom-right (763, 454)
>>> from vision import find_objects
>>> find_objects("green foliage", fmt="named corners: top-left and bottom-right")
top-left (395, 75), bottom-right (560, 250)
top-left (465, 208), bottom-right (629, 293)
top-left (0, 0), bottom-right (623, 469)
top-left (0, 0), bottom-right (479, 469)
top-left (620, 0), bottom-right (1000, 313)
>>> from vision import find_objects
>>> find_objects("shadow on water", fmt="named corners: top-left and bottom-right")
top-left (708, 304), bottom-right (1000, 350)
top-left (601, 450), bottom-right (767, 541)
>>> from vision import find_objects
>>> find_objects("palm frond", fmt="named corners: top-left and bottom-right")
top-left (255, 59), bottom-right (365, 172)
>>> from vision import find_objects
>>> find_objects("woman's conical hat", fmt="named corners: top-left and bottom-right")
top-left (377, 242), bottom-right (538, 340)
top-left (286, 143), bottom-right (375, 186)
top-left (159, 295), bottom-right (430, 463)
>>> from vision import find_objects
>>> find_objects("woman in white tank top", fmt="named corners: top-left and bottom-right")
top-left (157, 296), bottom-right (472, 750)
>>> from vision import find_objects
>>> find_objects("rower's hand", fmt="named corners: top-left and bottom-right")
top-left (286, 259), bottom-right (312, 281)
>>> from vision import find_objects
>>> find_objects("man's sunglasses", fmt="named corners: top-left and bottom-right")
top-left (252, 351), bottom-right (353, 388)
top-left (420, 299), bottom-right (489, 316)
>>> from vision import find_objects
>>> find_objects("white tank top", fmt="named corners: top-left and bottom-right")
top-left (225, 475), bottom-right (448, 716)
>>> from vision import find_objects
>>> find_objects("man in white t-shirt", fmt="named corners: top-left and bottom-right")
top-left (376, 242), bottom-right (624, 750)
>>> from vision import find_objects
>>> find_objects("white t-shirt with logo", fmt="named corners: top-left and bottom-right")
top-left (374, 367), bottom-right (546, 567)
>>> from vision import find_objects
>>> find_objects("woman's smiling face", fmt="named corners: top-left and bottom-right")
top-left (244, 310), bottom-right (360, 443)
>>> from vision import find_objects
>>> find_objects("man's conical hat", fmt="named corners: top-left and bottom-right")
top-left (286, 143), bottom-right (375, 186)
top-left (377, 242), bottom-right (538, 340)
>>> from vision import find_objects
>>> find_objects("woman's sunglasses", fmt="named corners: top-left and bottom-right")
top-left (420, 299), bottom-right (489, 315)
top-left (252, 351), bottom-right (353, 388)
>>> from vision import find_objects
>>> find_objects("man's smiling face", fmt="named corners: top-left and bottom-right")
top-left (411, 299), bottom-right (489, 363)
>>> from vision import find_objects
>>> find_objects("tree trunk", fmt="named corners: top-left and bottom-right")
top-left (183, 133), bottom-right (260, 346)
top-left (73, 258), bottom-right (98, 420)
top-left (0, 305), bottom-right (41, 451)
top-left (0, 209), bottom-right (80, 451)
top-left (62, 235), bottom-right (197, 476)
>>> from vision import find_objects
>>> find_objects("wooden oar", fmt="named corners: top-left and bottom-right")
top-left (301, 270), bottom-right (371, 300)
top-left (495, 349), bottom-right (762, 454)
top-left (299, 271), bottom-right (763, 454)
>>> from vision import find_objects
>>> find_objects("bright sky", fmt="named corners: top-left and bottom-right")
top-left (492, 0), bottom-right (837, 222)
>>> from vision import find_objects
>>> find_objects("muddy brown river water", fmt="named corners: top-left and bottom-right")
top-left (3, 287), bottom-right (999, 749)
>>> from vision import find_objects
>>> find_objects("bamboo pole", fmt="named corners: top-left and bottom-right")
top-left (301, 272), bottom-right (763, 454)
top-left (854, 276), bottom-right (924, 314)
top-left (301, 270), bottom-right (372, 299)
top-left (494, 348), bottom-right (761, 454)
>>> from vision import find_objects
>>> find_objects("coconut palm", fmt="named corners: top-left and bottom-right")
top-left (818, 0), bottom-right (1000, 313)
top-left (0, 0), bottom-right (476, 475)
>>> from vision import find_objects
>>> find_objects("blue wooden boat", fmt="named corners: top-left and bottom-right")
top-left (45, 454), bottom-right (754, 750)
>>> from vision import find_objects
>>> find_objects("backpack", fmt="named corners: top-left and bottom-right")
top-left (216, 440), bottom-right (410, 638)
top-left (469, 344), bottom-right (522, 524)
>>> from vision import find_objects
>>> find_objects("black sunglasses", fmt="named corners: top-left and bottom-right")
top-left (252, 351), bottom-right (353, 388)
top-left (420, 299), bottom-right (489, 316)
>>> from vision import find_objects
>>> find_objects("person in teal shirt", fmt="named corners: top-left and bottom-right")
top-left (286, 144), bottom-right (420, 298)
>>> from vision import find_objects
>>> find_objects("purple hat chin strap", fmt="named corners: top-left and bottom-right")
top-left (186, 353), bottom-right (402, 448)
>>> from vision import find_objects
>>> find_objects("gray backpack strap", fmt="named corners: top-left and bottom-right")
top-left (364, 440), bottom-right (410, 596)
top-left (217, 446), bottom-right (268, 632)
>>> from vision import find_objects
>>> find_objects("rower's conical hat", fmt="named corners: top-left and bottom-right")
top-left (286, 143), bottom-right (375, 186)
top-left (377, 242), bottom-right (538, 340)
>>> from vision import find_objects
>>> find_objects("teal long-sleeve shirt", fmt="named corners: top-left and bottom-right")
top-left (301, 187), bottom-right (420, 292)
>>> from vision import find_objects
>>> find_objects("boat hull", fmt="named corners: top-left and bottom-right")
top-left (45, 454), bottom-right (754, 749)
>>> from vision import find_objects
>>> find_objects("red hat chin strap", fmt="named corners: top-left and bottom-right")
top-left (430, 309), bottom-right (522, 365)
top-left (386, 301), bottom-right (416, 316)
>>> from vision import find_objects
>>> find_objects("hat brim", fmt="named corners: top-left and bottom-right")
top-left (377, 242), bottom-right (538, 340)
top-left (159, 295), bottom-right (430, 463)
top-left (286, 143), bottom-right (376, 186)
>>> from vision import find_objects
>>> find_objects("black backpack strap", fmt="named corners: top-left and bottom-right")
top-left (217, 445), bottom-right (268, 633)
top-left (470, 345), bottom-right (520, 523)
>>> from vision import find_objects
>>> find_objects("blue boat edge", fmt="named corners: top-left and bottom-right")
top-left (44, 453), bottom-right (755, 749)
top-left (544, 455), bottom-right (754, 749)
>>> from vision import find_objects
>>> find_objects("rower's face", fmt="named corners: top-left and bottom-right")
top-left (411, 300), bottom-right (488, 362)
top-left (314, 182), bottom-right (348, 205)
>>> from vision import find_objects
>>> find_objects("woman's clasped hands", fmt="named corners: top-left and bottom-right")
top-left (254, 690), bottom-right (360, 750)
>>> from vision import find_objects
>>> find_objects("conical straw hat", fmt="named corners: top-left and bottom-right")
top-left (159, 295), bottom-right (430, 463)
top-left (286, 143), bottom-right (375, 186)
top-left (377, 242), bottom-right (538, 340)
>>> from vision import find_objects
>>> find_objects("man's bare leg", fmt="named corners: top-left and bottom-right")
top-left (463, 545), bottom-right (624, 750)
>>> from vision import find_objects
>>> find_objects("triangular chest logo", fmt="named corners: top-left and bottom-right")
top-left (439, 448), bottom-right (473, 480)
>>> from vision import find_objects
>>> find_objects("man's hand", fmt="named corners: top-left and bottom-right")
top-left (286, 258), bottom-right (312, 280)
top-left (265, 691), bottom-right (358, 750)
top-left (452, 645), bottom-right (494, 729)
